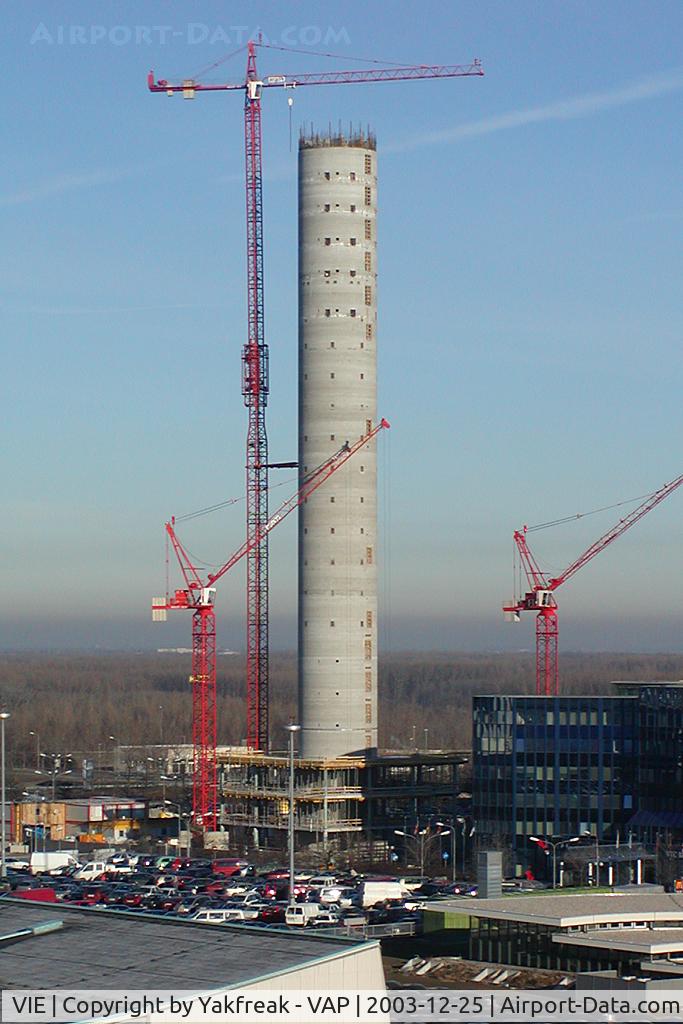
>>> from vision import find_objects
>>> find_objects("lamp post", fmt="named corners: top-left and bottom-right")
top-left (1, 712), bottom-right (10, 878)
top-left (580, 830), bottom-right (602, 886)
top-left (529, 835), bottom-right (580, 888)
top-left (436, 823), bottom-right (456, 880)
top-left (29, 730), bottom-right (39, 770)
top-left (34, 753), bottom-right (73, 801)
top-left (286, 724), bottom-right (301, 906)
top-left (394, 826), bottom-right (451, 877)
top-left (454, 817), bottom-right (476, 880)
top-left (164, 800), bottom-right (190, 857)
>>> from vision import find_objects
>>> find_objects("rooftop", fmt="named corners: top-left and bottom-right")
top-left (555, 928), bottom-right (683, 956)
top-left (299, 126), bottom-right (376, 151)
top-left (434, 893), bottom-right (683, 928)
top-left (0, 899), bottom-right (374, 990)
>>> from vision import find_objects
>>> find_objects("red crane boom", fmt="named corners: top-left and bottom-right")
top-left (153, 419), bottom-right (389, 827)
top-left (148, 42), bottom-right (483, 755)
top-left (504, 472), bottom-right (683, 696)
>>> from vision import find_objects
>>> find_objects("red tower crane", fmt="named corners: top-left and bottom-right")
top-left (152, 419), bottom-right (389, 828)
top-left (148, 42), bottom-right (483, 752)
top-left (503, 473), bottom-right (683, 696)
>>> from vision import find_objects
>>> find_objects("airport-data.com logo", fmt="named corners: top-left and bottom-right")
top-left (29, 23), bottom-right (351, 48)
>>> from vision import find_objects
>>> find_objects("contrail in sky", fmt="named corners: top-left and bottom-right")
top-left (386, 67), bottom-right (683, 152)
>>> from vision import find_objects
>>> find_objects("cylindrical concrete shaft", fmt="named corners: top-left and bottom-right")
top-left (298, 131), bottom-right (378, 759)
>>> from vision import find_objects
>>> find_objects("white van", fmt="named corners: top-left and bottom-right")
top-left (73, 861), bottom-right (108, 881)
top-left (285, 904), bottom-right (324, 927)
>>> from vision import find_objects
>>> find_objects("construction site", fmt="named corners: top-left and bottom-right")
top-left (144, 41), bottom-right (484, 853)
top-left (143, 39), bottom-right (683, 860)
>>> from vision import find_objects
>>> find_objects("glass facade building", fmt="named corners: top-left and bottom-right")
top-left (473, 695), bottom-right (640, 860)
top-left (637, 685), bottom-right (683, 822)
top-left (474, 685), bottom-right (683, 868)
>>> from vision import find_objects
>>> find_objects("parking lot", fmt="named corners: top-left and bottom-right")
top-left (2, 853), bottom-right (479, 934)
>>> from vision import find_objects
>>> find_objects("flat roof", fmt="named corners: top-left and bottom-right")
top-left (433, 893), bottom-right (683, 928)
top-left (554, 928), bottom-right (683, 955)
top-left (0, 899), bottom-right (374, 990)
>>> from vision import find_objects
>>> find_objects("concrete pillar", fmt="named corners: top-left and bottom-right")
top-left (298, 129), bottom-right (378, 759)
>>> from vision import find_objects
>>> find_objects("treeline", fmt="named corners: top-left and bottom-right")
top-left (1, 651), bottom-right (682, 761)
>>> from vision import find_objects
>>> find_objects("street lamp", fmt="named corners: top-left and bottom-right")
top-left (394, 826), bottom-right (450, 877)
top-left (285, 724), bottom-right (301, 906)
top-left (34, 759), bottom-right (73, 801)
top-left (529, 835), bottom-right (580, 888)
top-left (1, 712), bottom-right (10, 878)
top-left (29, 731), bottom-right (40, 770)
top-left (164, 800), bottom-right (190, 857)
top-left (436, 820), bottom-right (459, 881)
top-left (453, 817), bottom-right (477, 880)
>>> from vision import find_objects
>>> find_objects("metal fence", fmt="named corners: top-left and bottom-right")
top-left (324, 920), bottom-right (417, 940)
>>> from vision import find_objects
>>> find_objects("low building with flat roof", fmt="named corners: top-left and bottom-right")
top-left (0, 898), bottom-right (384, 992)
top-left (424, 892), bottom-right (683, 976)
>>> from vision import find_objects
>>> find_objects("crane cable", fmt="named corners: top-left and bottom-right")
top-left (259, 42), bottom-right (416, 68)
top-left (190, 40), bottom-right (412, 83)
top-left (174, 474), bottom-right (297, 524)
top-left (525, 491), bottom-right (654, 533)
top-left (190, 44), bottom-right (248, 81)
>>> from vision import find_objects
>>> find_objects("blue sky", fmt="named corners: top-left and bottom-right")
top-left (1, 0), bottom-right (682, 652)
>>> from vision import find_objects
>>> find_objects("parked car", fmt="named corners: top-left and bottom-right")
top-left (319, 886), bottom-right (359, 907)
top-left (307, 910), bottom-right (341, 928)
top-left (211, 859), bottom-right (252, 878)
top-left (257, 902), bottom-right (287, 923)
top-left (175, 895), bottom-right (215, 916)
top-left (188, 908), bottom-right (238, 924)
top-left (73, 862), bottom-right (110, 882)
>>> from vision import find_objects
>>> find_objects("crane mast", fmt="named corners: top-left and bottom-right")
top-left (242, 43), bottom-right (269, 751)
top-left (504, 472), bottom-right (683, 696)
top-left (153, 420), bottom-right (390, 828)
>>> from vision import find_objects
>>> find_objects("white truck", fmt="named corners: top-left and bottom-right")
top-left (357, 880), bottom-right (407, 907)
top-left (30, 852), bottom-right (79, 875)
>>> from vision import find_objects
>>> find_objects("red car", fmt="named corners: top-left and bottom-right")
top-left (258, 903), bottom-right (287, 923)
top-left (211, 859), bottom-right (250, 878)
top-left (204, 880), bottom-right (227, 895)
top-left (169, 858), bottom-right (193, 872)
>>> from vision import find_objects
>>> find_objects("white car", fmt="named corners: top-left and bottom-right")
top-left (222, 881), bottom-right (252, 895)
top-left (319, 886), bottom-right (359, 907)
top-left (307, 874), bottom-right (338, 887)
top-left (223, 904), bottom-right (263, 921)
top-left (308, 910), bottom-right (341, 927)
top-left (188, 909), bottom-right (237, 924)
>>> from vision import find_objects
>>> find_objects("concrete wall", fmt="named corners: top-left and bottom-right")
top-left (297, 133), bottom-right (378, 759)
top-left (244, 941), bottom-right (385, 991)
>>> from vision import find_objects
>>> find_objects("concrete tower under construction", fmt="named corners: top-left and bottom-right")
top-left (298, 128), bottom-right (378, 760)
